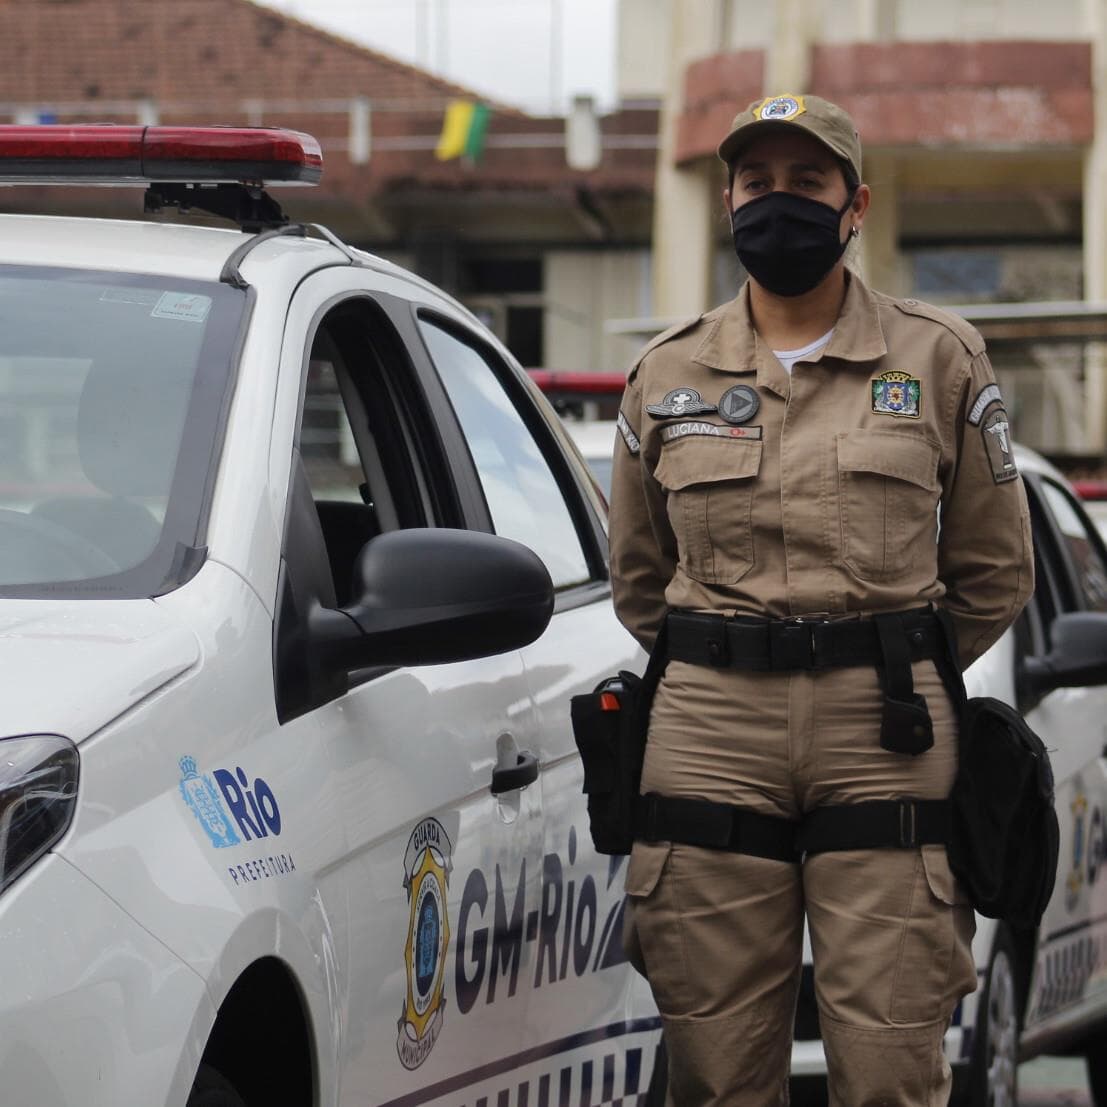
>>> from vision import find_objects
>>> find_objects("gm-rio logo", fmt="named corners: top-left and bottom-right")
top-left (178, 756), bottom-right (282, 848)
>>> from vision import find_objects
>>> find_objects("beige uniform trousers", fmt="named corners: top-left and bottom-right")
top-left (624, 656), bottom-right (977, 1107)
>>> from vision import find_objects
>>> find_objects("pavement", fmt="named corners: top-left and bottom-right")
top-left (1018, 1057), bottom-right (1092, 1105)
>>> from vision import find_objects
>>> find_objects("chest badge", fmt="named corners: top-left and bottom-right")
top-left (646, 387), bottom-right (717, 419)
top-left (718, 384), bottom-right (760, 425)
top-left (871, 371), bottom-right (921, 418)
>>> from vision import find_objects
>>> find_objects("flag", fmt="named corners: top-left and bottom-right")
top-left (435, 100), bottom-right (490, 162)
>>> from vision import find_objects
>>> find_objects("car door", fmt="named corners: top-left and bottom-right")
top-left (415, 317), bottom-right (661, 1102)
top-left (1018, 472), bottom-right (1107, 1035)
top-left (267, 272), bottom-right (546, 1107)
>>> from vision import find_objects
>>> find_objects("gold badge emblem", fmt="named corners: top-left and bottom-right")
top-left (397, 817), bottom-right (453, 1069)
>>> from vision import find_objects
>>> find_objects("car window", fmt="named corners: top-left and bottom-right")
top-left (1038, 478), bottom-right (1107, 612)
top-left (0, 265), bottom-right (244, 598)
top-left (296, 301), bottom-right (433, 606)
top-left (419, 319), bottom-right (592, 591)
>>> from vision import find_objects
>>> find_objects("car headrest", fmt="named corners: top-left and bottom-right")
top-left (77, 361), bottom-right (190, 499)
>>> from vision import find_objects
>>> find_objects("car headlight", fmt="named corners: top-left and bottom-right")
top-left (0, 735), bottom-right (79, 894)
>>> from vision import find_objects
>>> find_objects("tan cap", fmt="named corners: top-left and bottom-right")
top-left (717, 93), bottom-right (862, 180)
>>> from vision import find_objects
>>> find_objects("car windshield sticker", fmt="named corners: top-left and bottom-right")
top-left (616, 411), bottom-right (640, 455)
top-left (982, 408), bottom-right (1018, 483)
top-left (661, 422), bottom-right (762, 442)
top-left (871, 371), bottom-right (921, 418)
top-left (718, 384), bottom-right (760, 425)
top-left (398, 817), bottom-right (454, 1070)
top-left (968, 383), bottom-right (1003, 425)
top-left (646, 387), bottom-right (717, 419)
top-left (100, 286), bottom-right (161, 307)
top-left (151, 291), bottom-right (212, 323)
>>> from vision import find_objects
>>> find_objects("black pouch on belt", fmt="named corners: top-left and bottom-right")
top-left (570, 624), bottom-right (668, 856)
top-left (874, 612), bottom-right (934, 755)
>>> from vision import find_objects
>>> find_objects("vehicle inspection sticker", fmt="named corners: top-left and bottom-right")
top-left (151, 291), bottom-right (212, 323)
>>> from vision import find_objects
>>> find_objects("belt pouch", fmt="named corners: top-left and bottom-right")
top-left (874, 613), bottom-right (934, 755)
top-left (569, 622), bottom-right (669, 856)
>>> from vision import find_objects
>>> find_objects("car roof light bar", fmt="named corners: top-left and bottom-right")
top-left (528, 371), bottom-right (628, 396)
top-left (0, 125), bottom-right (323, 185)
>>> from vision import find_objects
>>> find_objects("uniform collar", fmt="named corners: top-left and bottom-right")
top-left (691, 272), bottom-right (888, 398)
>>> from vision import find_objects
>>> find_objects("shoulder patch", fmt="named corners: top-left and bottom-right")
top-left (891, 297), bottom-right (985, 356)
top-left (627, 314), bottom-right (705, 382)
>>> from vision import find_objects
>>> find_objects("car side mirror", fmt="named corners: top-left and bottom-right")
top-left (313, 528), bottom-right (554, 670)
top-left (1021, 611), bottom-right (1107, 696)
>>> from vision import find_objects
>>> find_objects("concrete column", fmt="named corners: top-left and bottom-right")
top-left (852, 0), bottom-right (902, 297)
top-left (765, 0), bottom-right (816, 91)
top-left (649, 0), bottom-right (726, 317)
top-left (857, 151), bottom-right (904, 295)
top-left (1084, 0), bottom-right (1107, 453)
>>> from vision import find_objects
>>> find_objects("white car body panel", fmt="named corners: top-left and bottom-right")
top-left (0, 598), bottom-right (199, 739)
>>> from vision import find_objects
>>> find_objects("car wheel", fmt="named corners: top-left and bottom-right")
top-left (966, 924), bottom-right (1021, 1107)
top-left (186, 1064), bottom-right (246, 1107)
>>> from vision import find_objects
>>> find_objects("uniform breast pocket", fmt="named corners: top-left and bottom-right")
top-left (654, 434), bottom-right (762, 585)
top-left (836, 430), bottom-right (940, 582)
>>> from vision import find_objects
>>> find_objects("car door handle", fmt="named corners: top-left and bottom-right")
top-left (490, 750), bottom-right (539, 795)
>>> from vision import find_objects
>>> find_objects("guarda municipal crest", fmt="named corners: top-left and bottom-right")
top-left (397, 817), bottom-right (454, 1070)
top-left (871, 371), bottom-right (921, 418)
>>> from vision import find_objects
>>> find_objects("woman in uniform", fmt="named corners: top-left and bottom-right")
top-left (609, 93), bottom-right (1033, 1106)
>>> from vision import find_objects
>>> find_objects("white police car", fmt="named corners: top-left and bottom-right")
top-left (785, 444), bottom-right (1107, 1106)
top-left (0, 126), bottom-right (659, 1107)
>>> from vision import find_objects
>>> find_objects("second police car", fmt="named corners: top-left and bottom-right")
top-left (0, 126), bottom-right (661, 1107)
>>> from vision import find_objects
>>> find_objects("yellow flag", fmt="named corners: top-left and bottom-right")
top-left (436, 100), bottom-right (475, 161)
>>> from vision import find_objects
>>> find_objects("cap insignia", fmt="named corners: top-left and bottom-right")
top-left (755, 95), bottom-right (806, 122)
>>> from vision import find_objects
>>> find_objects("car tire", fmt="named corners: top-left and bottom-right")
top-left (965, 924), bottom-right (1021, 1107)
top-left (186, 1064), bottom-right (246, 1107)
top-left (645, 1036), bottom-right (668, 1106)
top-left (1086, 1030), bottom-right (1107, 1105)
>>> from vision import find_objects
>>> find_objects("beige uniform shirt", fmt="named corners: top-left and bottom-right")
top-left (609, 274), bottom-right (1034, 669)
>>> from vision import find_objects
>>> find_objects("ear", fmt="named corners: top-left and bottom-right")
top-left (723, 186), bottom-right (733, 216)
top-left (850, 183), bottom-right (872, 232)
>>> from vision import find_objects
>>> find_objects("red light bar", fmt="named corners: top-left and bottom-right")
top-left (0, 125), bottom-right (322, 185)
top-left (1073, 479), bottom-right (1107, 502)
top-left (528, 370), bottom-right (627, 396)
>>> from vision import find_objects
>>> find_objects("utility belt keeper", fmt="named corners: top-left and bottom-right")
top-left (570, 606), bottom-right (1059, 928)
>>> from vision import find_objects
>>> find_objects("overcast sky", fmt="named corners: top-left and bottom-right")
top-left (256, 0), bottom-right (618, 115)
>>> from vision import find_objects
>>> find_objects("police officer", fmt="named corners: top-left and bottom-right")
top-left (609, 93), bottom-right (1033, 1106)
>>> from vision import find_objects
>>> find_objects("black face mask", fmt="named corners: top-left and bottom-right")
top-left (731, 190), bottom-right (855, 297)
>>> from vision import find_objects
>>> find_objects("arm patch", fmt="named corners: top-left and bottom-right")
top-left (968, 383), bottom-right (1003, 425)
top-left (616, 411), bottom-right (641, 455)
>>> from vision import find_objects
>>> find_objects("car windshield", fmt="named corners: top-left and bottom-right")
top-left (0, 266), bottom-right (245, 598)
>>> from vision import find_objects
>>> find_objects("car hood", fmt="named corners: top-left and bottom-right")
top-left (0, 599), bottom-right (200, 743)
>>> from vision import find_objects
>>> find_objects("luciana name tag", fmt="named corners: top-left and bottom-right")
top-left (661, 422), bottom-right (762, 442)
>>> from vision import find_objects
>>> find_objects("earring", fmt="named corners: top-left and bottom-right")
top-left (850, 225), bottom-right (861, 239)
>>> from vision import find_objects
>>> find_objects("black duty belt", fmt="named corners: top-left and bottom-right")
top-left (634, 792), bottom-right (950, 862)
top-left (666, 607), bottom-right (943, 673)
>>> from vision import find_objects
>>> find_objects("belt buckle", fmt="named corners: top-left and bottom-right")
top-left (769, 617), bottom-right (822, 670)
